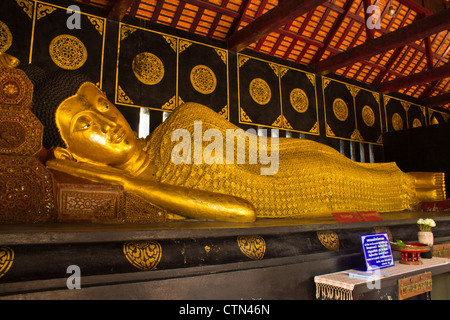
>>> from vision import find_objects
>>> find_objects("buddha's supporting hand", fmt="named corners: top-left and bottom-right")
top-left (0, 52), bottom-right (20, 68)
top-left (46, 159), bottom-right (256, 223)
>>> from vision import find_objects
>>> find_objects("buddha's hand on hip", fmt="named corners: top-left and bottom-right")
top-left (46, 159), bottom-right (129, 186)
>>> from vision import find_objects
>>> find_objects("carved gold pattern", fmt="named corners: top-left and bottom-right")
top-left (0, 21), bottom-right (12, 53)
top-left (347, 85), bottom-right (360, 97)
top-left (0, 108), bottom-right (43, 156)
top-left (240, 108), bottom-right (252, 123)
top-left (117, 85), bottom-right (134, 104)
top-left (215, 48), bottom-right (227, 64)
top-left (0, 68), bottom-right (33, 108)
top-left (132, 52), bottom-right (164, 85)
top-left (0, 247), bottom-right (14, 279)
top-left (333, 98), bottom-right (348, 121)
top-left (123, 241), bottom-right (162, 271)
top-left (238, 55), bottom-right (249, 68)
top-left (249, 78), bottom-right (271, 105)
top-left (190, 65), bottom-right (217, 95)
top-left (326, 124), bottom-right (335, 137)
top-left (163, 35), bottom-right (177, 52)
top-left (120, 25), bottom-right (137, 41)
top-left (237, 235), bottom-right (265, 260)
top-left (0, 156), bottom-right (55, 223)
top-left (49, 35), bottom-right (87, 70)
top-left (323, 78), bottom-right (331, 89)
top-left (317, 231), bottom-right (339, 251)
top-left (162, 96), bottom-right (176, 111)
top-left (401, 101), bottom-right (411, 112)
top-left (269, 63), bottom-right (279, 76)
top-left (219, 105), bottom-right (228, 120)
top-left (15, 0), bottom-right (34, 19)
top-left (59, 188), bottom-right (120, 219)
top-left (362, 105), bottom-right (375, 127)
top-left (36, 3), bottom-right (57, 20)
top-left (307, 73), bottom-right (316, 86)
top-left (87, 16), bottom-right (104, 36)
top-left (179, 40), bottom-right (192, 53)
top-left (351, 129), bottom-right (364, 141)
top-left (290, 88), bottom-right (309, 113)
top-left (309, 121), bottom-right (319, 134)
top-left (392, 113), bottom-right (403, 131)
top-left (412, 118), bottom-right (422, 128)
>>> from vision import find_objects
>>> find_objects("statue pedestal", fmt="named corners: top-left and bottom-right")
top-left (1, 211), bottom-right (450, 300)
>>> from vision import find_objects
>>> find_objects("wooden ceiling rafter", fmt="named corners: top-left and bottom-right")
top-left (226, 0), bottom-right (328, 52)
top-left (314, 7), bottom-right (450, 75)
top-left (380, 62), bottom-right (450, 92)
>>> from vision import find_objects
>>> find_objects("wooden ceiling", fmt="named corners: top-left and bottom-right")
top-left (76, 0), bottom-right (450, 110)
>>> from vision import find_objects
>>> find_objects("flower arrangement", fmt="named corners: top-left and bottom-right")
top-left (417, 218), bottom-right (436, 232)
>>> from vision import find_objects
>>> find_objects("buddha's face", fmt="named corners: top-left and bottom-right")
top-left (56, 82), bottom-right (137, 166)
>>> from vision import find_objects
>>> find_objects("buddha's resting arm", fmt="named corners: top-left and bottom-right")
top-left (46, 159), bottom-right (256, 223)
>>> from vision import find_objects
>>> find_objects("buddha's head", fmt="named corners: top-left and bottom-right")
top-left (30, 69), bottom-right (138, 166)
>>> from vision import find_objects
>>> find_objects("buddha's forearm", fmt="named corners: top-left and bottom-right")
top-left (123, 177), bottom-right (256, 222)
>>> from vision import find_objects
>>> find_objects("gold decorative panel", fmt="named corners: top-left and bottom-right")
top-left (237, 235), bottom-right (266, 260)
top-left (123, 241), bottom-right (162, 271)
top-left (317, 231), bottom-right (339, 251)
top-left (0, 246), bottom-right (14, 279)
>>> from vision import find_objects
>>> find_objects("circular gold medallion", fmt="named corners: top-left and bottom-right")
top-left (333, 98), bottom-right (348, 121)
top-left (0, 21), bottom-right (12, 53)
top-left (249, 78), bottom-right (271, 105)
top-left (132, 52), bottom-right (164, 85)
top-left (290, 88), bottom-right (309, 113)
top-left (49, 34), bottom-right (87, 70)
top-left (362, 105), bottom-right (375, 127)
top-left (391, 113), bottom-right (403, 131)
top-left (190, 64), bottom-right (217, 94)
top-left (412, 118), bottom-right (422, 128)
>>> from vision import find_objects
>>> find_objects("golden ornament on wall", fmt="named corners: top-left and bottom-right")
top-left (132, 52), bottom-right (164, 85)
top-left (249, 78), bottom-right (271, 105)
top-left (0, 247), bottom-right (14, 279)
top-left (0, 21), bottom-right (13, 53)
top-left (391, 113), bottom-right (403, 131)
top-left (412, 118), bottom-right (422, 128)
top-left (0, 108), bottom-right (43, 156)
top-left (333, 98), bottom-right (348, 121)
top-left (123, 241), bottom-right (162, 271)
top-left (317, 231), bottom-right (339, 251)
top-left (237, 235), bottom-right (266, 260)
top-left (190, 64), bottom-right (217, 95)
top-left (0, 68), bottom-right (33, 108)
top-left (362, 105), bottom-right (375, 127)
top-left (290, 88), bottom-right (309, 113)
top-left (49, 34), bottom-right (87, 70)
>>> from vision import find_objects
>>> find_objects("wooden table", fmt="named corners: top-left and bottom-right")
top-left (314, 257), bottom-right (450, 300)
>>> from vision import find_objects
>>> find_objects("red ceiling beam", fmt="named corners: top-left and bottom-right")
top-left (379, 62), bottom-right (450, 92)
top-left (314, 7), bottom-right (450, 74)
top-left (107, 0), bottom-right (134, 21)
top-left (310, 0), bottom-right (353, 64)
top-left (422, 92), bottom-right (450, 107)
top-left (227, 0), bottom-right (328, 52)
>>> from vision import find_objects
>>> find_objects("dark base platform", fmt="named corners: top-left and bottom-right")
top-left (1, 211), bottom-right (450, 300)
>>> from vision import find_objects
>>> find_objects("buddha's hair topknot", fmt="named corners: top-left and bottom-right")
top-left (21, 65), bottom-right (92, 149)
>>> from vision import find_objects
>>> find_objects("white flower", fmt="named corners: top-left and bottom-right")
top-left (417, 219), bottom-right (425, 225)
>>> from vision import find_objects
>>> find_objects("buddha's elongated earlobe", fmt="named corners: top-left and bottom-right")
top-left (53, 147), bottom-right (76, 161)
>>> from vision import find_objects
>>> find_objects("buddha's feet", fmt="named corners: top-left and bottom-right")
top-left (410, 172), bottom-right (446, 202)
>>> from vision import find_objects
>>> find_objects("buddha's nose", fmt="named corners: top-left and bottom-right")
top-left (97, 113), bottom-right (117, 133)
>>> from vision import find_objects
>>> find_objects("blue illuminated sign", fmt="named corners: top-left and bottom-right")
top-left (360, 233), bottom-right (394, 271)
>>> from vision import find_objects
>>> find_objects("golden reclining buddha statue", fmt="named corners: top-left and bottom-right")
top-left (1, 52), bottom-right (446, 223)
